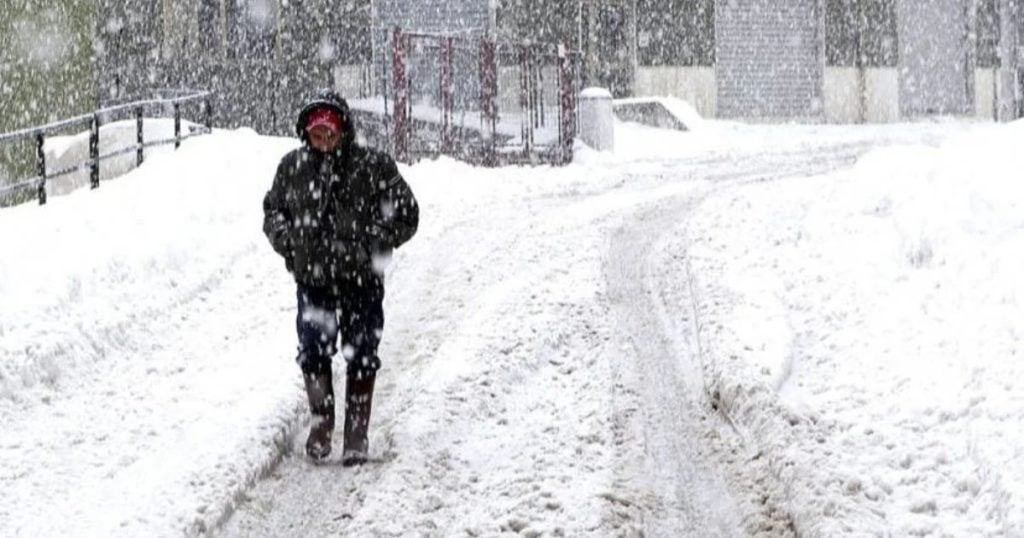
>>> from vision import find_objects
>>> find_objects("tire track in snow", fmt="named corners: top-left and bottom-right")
top-left (605, 188), bottom-right (751, 537)
top-left (219, 179), bottom-right (603, 536)
top-left (219, 141), bottom-right (880, 537)
top-left (601, 145), bottom-right (877, 537)
top-left (224, 175), bottom-right (699, 536)
top-left (218, 198), bottom-right (521, 537)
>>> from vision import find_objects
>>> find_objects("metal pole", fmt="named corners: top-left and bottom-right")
top-left (480, 38), bottom-right (498, 165)
top-left (536, 47), bottom-right (544, 129)
top-left (559, 44), bottom-right (575, 164)
top-left (520, 46), bottom-right (531, 156)
top-left (136, 106), bottom-right (144, 167)
top-left (36, 133), bottom-right (47, 205)
top-left (382, 29), bottom-right (390, 148)
top-left (204, 97), bottom-right (213, 131)
top-left (174, 103), bottom-right (182, 149)
top-left (440, 36), bottom-right (453, 154)
top-left (392, 27), bottom-right (409, 162)
top-left (406, 33), bottom-right (413, 149)
top-left (90, 114), bottom-right (100, 189)
top-left (363, 62), bottom-right (371, 98)
top-left (538, 48), bottom-right (546, 128)
top-left (577, 0), bottom-right (583, 53)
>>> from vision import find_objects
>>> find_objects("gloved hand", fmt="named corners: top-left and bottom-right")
top-left (328, 237), bottom-right (371, 267)
top-left (279, 229), bottom-right (296, 274)
top-left (265, 213), bottom-right (294, 255)
top-left (365, 223), bottom-right (395, 250)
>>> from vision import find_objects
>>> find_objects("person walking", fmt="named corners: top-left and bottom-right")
top-left (262, 90), bottom-right (419, 464)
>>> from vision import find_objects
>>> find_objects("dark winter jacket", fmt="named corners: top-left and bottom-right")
top-left (262, 92), bottom-right (419, 287)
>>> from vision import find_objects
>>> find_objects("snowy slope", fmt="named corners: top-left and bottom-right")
top-left (678, 121), bottom-right (1024, 536)
top-left (0, 129), bottom-right (304, 535)
top-left (42, 118), bottom-right (205, 197)
top-left (1, 118), bottom-right (1019, 537)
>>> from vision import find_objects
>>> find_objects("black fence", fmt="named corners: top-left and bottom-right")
top-left (0, 90), bottom-right (213, 206)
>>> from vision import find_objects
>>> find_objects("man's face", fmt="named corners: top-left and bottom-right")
top-left (308, 125), bottom-right (342, 152)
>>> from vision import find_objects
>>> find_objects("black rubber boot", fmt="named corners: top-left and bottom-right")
top-left (303, 371), bottom-right (335, 460)
top-left (341, 369), bottom-right (375, 466)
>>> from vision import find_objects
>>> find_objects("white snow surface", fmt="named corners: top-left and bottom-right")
top-left (1, 118), bottom-right (1022, 537)
top-left (581, 87), bottom-right (614, 99)
top-left (43, 118), bottom-right (205, 197)
top-left (614, 96), bottom-right (706, 131)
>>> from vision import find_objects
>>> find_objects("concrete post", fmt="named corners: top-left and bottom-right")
top-left (578, 87), bottom-right (614, 151)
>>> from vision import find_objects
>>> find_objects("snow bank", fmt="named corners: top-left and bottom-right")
top-left (2, 116), bottom-right (1012, 536)
top-left (831, 121), bottom-right (1024, 270)
top-left (1, 128), bottom-right (281, 400)
top-left (614, 96), bottom-right (705, 132)
top-left (0, 129), bottom-right (306, 536)
top-left (682, 120), bottom-right (1024, 536)
top-left (43, 118), bottom-right (204, 197)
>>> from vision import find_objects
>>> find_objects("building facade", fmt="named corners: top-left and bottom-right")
top-left (497, 0), bottom-right (1022, 122)
top-left (625, 0), bottom-right (1023, 121)
top-left (89, 0), bottom-right (1024, 129)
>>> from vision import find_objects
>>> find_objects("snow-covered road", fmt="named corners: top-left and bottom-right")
top-left (3, 119), bottom-right (1021, 537)
top-left (222, 142), bottom-right (889, 537)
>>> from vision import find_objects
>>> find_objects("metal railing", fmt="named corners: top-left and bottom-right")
top-left (0, 90), bottom-right (213, 206)
top-left (387, 29), bottom-right (580, 166)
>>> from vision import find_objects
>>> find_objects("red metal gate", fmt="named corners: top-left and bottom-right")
top-left (389, 29), bottom-right (579, 166)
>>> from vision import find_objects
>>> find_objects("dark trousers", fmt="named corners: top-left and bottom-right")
top-left (295, 275), bottom-right (384, 377)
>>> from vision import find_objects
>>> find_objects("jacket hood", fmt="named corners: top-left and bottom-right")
top-left (296, 90), bottom-right (357, 149)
